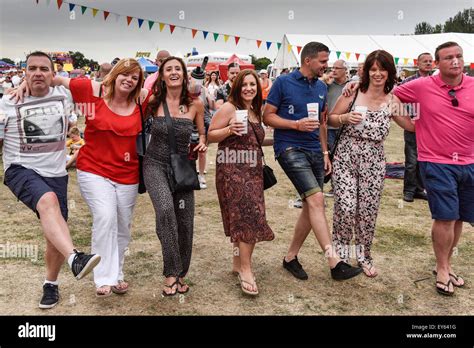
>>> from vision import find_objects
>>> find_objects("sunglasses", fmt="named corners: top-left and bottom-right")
top-left (448, 89), bottom-right (459, 107)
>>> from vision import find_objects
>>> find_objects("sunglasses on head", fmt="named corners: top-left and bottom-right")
top-left (448, 89), bottom-right (459, 107)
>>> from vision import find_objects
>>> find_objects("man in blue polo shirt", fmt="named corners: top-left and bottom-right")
top-left (264, 42), bottom-right (362, 281)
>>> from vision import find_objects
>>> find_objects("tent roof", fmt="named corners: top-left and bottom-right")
top-left (275, 33), bottom-right (474, 69)
top-left (0, 60), bottom-right (15, 67)
top-left (137, 56), bottom-right (158, 73)
top-left (221, 54), bottom-right (253, 67)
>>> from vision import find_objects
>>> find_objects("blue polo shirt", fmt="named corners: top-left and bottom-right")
top-left (266, 69), bottom-right (327, 157)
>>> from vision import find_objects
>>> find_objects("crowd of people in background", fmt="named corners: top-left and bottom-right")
top-left (1, 39), bottom-right (472, 308)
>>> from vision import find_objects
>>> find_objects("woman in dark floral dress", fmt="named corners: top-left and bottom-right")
top-left (208, 69), bottom-right (274, 296)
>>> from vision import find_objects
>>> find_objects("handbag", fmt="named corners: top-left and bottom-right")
top-left (163, 102), bottom-right (200, 193)
top-left (249, 120), bottom-right (277, 190)
top-left (136, 99), bottom-right (149, 194)
top-left (323, 89), bottom-right (359, 183)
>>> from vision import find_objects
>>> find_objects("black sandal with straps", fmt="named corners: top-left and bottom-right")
top-left (436, 280), bottom-right (454, 296)
top-left (162, 279), bottom-right (178, 297)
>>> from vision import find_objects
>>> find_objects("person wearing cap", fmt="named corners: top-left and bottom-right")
top-left (259, 69), bottom-right (272, 105)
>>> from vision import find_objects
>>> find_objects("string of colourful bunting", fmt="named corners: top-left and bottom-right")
top-left (36, 0), bottom-right (420, 64)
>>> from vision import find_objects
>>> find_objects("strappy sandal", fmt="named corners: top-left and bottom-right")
top-left (432, 270), bottom-right (465, 288)
top-left (177, 279), bottom-right (190, 294)
top-left (436, 279), bottom-right (454, 296)
top-left (112, 280), bottom-right (129, 295)
top-left (238, 274), bottom-right (259, 296)
top-left (96, 285), bottom-right (112, 298)
top-left (162, 279), bottom-right (178, 297)
top-left (358, 261), bottom-right (378, 278)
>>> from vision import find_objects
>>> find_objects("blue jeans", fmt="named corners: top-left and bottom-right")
top-left (277, 147), bottom-right (324, 199)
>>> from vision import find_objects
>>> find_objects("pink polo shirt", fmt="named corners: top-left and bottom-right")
top-left (144, 71), bottom-right (158, 90)
top-left (394, 74), bottom-right (474, 165)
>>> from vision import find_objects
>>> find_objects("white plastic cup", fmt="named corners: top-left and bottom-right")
top-left (307, 103), bottom-right (319, 119)
top-left (354, 105), bottom-right (368, 130)
top-left (235, 110), bottom-right (248, 134)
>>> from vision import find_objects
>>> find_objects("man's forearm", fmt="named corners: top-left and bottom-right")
top-left (263, 112), bottom-right (298, 130)
top-left (319, 124), bottom-right (328, 153)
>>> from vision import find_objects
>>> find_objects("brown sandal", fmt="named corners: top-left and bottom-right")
top-left (112, 280), bottom-right (129, 295)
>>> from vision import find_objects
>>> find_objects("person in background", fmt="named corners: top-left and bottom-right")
top-left (56, 62), bottom-right (69, 78)
top-left (66, 126), bottom-right (85, 169)
top-left (143, 50), bottom-right (170, 90)
top-left (215, 62), bottom-right (240, 108)
top-left (205, 71), bottom-right (221, 98)
top-left (259, 69), bottom-right (272, 105)
top-left (95, 63), bottom-right (113, 82)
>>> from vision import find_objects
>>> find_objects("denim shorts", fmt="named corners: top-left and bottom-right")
top-left (4, 164), bottom-right (69, 221)
top-left (419, 162), bottom-right (474, 222)
top-left (277, 147), bottom-right (324, 199)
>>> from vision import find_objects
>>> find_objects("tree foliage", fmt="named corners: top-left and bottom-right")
top-left (251, 55), bottom-right (272, 71)
top-left (414, 8), bottom-right (473, 34)
top-left (68, 51), bottom-right (99, 70)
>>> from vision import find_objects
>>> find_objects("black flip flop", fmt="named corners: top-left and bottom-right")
top-left (177, 280), bottom-right (190, 294)
top-left (435, 279), bottom-right (454, 296)
top-left (432, 270), bottom-right (465, 288)
top-left (162, 280), bottom-right (178, 297)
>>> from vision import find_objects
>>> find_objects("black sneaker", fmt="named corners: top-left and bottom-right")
top-left (403, 192), bottom-right (414, 202)
top-left (39, 283), bottom-right (59, 309)
top-left (283, 256), bottom-right (308, 280)
top-left (330, 261), bottom-right (363, 280)
top-left (414, 191), bottom-right (428, 201)
top-left (71, 249), bottom-right (101, 280)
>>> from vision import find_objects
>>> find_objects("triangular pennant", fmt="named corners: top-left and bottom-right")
top-left (159, 23), bottom-right (165, 32)
top-left (345, 52), bottom-right (351, 60)
top-left (224, 35), bottom-right (229, 43)
top-left (256, 40), bottom-right (262, 48)
top-left (394, 57), bottom-right (400, 65)
top-left (92, 8), bottom-right (98, 17)
top-left (336, 51), bottom-right (341, 59)
top-left (68, 3), bottom-right (75, 11)
top-left (192, 29), bottom-right (198, 38)
top-left (235, 36), bottom-right (240, 45)
top-left (126, 16), bottom-right (132, 26)
top-left (36, 0), bottom-right (39, 4)
top-left (355, 53), bottom-right (360, 61)
top-left (287, 44), bottom-right (292, 53)
top-left (81, 5), bottom-right (86, 14)
top-left (138, 19), bottom-right (144, 28)
top-left (57, 0), bottom-right (63, 10)
top-left (266, 42), bottom-right (272, 50)
top-left (297, 46), bottom-right (302, 54)
top-left (203, 31), bottom-right (209, 39)
top-left (403, 58), bottom-right (409, 65)
top-left (413, 59), bottom-right (418, 66)
top-left (103, 11), bottom-right (110, 20)
top-left (277, 42), bottom-right (281, 50)
top-left (148, 21), bottom-right (154, 30)
top-left (213, 33), bottom-right (219, 42)
top-left (169, 25), bottom-right (175, 34)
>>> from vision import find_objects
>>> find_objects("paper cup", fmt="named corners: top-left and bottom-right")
top-left (354, 105), bottom-right (368, 130)
top-left (307, 103), bottom-right (319, 119)
top-left (235, 110), bottom-right (248, 134)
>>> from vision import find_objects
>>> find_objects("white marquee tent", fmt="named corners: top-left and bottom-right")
top-left (274, 33), bottom-right (474, 69)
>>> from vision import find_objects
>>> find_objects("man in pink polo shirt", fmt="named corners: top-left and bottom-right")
top-left (394, 41), bottom-right (474, 296)
top-left (143, 50), bottom-right (170, 89)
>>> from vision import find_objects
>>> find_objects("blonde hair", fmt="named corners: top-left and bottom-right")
top-left (102, 58), bottom-right (144, 103)
top-left (68, 126), bottom-right (80, 136)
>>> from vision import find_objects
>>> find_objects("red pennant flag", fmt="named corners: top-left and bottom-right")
top-left (355, 53), bottom-right (360, 61)
top-left (192, 29), bottom-right (198, 38)
top-left (57, 0), bottom-right (63, 9)
top-left (297, 46), bottom-right (302, 54)
top-left (126, 16), bottom-right (132, 25)
top-left (36, 0), bottom-right (39, 4)
top-left (169, 25), bottom-right (175, 34)
top-left (256, 40), bottom-right (262, 48)
top-left (413, 59), bottom-right (418, 66)
top-left (103, 11), bottom-right (110, 20)
top-left (235, 36), bottom-right (240, 45)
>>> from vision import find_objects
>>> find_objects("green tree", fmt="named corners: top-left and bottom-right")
top-left (415, 22), bottom-right (433, 34)
top-left (414, 8), bottom-right (473, 34)
top-left (68, 51), bottom-right (99, 70)
top-left (433, 24), bottom-right (443, 33)
top-left (251, 55), bottom-right (272, 71)
top-left (1, 57), bottom-right (15, 65)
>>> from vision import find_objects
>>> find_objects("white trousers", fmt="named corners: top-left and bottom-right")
top-left (77, 170), bottom-right (138, 288)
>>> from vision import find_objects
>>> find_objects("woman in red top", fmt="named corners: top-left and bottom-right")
top-left (52, 59), bottom-right (150, 297)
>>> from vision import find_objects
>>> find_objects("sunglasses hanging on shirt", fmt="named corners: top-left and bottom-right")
top-left (448, 89), bottom-right (459, 107)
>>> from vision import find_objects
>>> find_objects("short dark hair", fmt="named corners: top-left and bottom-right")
top-left (360, 50), bottom-right (397, 94)
top-left (435, 41), bottom-right (461, 61)
top-left (300, 42), bottom-right (330, 63)
top-left (417, 52), bottom-right (432, 61)
top-left (26, 51), bottom-right (54, 70)
top-left (57, 61), bottom-right (64, 67)
top-left (228, 62), bottom-right (240, 70)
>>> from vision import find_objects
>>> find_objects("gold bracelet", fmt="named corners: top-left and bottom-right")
top-left (227, 126), bottom-right (231, 134)
top-left (338, 114), bottom-right (344, 125)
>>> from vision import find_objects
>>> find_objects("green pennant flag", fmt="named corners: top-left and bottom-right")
top-left (395, 57), bottom-right (400, 65)
top-left (336, 51), bottom-right (341, 59)
top-left (213, 33), bottom-right (219, 42)
top-left (81, 6), bottom-right (87, 14)
top-left (148, 21), bottom-right (154, 30)
top-left (277, 42), bottom-right (281, 50)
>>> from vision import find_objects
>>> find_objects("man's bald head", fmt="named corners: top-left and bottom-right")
top-left (96, 62), bottom-right (113, 80)
top-left (155, 50), bottom-right (171, 67)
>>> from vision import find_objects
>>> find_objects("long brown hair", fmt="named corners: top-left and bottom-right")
top-left (228, 69), bottom-right (263, 121)
top-left (360, 50), bottom-right (397, 94)
top-left (147, 56), bottom-right (192, 116)
top-left (101, 58), bottom-right (144, 103)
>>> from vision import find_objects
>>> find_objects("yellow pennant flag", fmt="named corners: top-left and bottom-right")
top-left (92, 8), bottom-right (98, 17)
top-left (403, 58), bottom-right (409, 65)
top-left (224, 35), bottom-right (229, 43)
top-left (287, 44), bottom-right (292, 53)
top-left (159, 23), bottom-right (165, 32)
top-left (345, 52), bottom-right (351, 60)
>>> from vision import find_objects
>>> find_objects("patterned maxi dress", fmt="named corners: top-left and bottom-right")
top-left (215, 121), bottom-right (274, 244)
top-left (332, 96), bottom-right (393, 267)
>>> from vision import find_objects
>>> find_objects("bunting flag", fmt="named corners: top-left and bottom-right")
top-left (345, 52), bottom-right (351, 60)
top-left (192, 29), bottom-right (198, 38)
top-left (266, 41), bottom-right (272, 50)
top-left (287, 44), bottom-right (292, 53)
top-left (224, 35), bottom-right (229, 43)
top-left (92, 8), bottom-right (98, 17)
top-left (148, 20), bottom-right (154, 30)
top-left (413, 59), bottom-right (418, 66)
top-left (138, 18), bottom-right (144, 28)
top-left (159, 23), bottom-right (165, 32)
top-left (169, 25), bottom-right (175, 34)
top-left (81, 5), bottom-right (86, 14)
top-left (36, 0), bottom-right (39, 4)
top-left (235, 36), bottom-right (240, 45)
top-left (57, 0), bottom-right (63, 10)
top-left (394, 57), bottom-right (400, 65)
top-left (256, 40), bottom-right (262, 48)
top-left (355, 53), bottom-right (360, 61)
top-left (213, 33), bottom-right (219, 42)
top-left (203, 31), bottom-right (209, 39)
top-left (68, 3), bottom-right (74, 11)
top-left (297, 46), bottom-right (302, 54)
top-left (403, 58), bottom-right (409, 65)
top-left (336, 51), bottom-right (341, 59)
top-left (126, 16), bottom-right (132, 26)
top-left (103, 11), bottom-right (110, 20)
top-left (277, 42), bottom-right (281, 50)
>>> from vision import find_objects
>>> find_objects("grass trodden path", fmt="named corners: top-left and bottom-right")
top-left (0, 124), bottom-right (472, 315)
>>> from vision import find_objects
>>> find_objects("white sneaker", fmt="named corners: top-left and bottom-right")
top-left (198, 175), bottom-right (207, 189)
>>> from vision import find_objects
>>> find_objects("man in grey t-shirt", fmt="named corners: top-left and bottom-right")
top-left (1, 51), bottom-right (100, 310)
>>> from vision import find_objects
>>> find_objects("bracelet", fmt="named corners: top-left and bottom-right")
top-left (322, 151), bottom-right (330, 155)
top-left (227, 126), bottom-right (231, 134)
top-left (295, 119), bottom-right (300, 129)
top-left (338, 114), bottom-right (344, 125)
